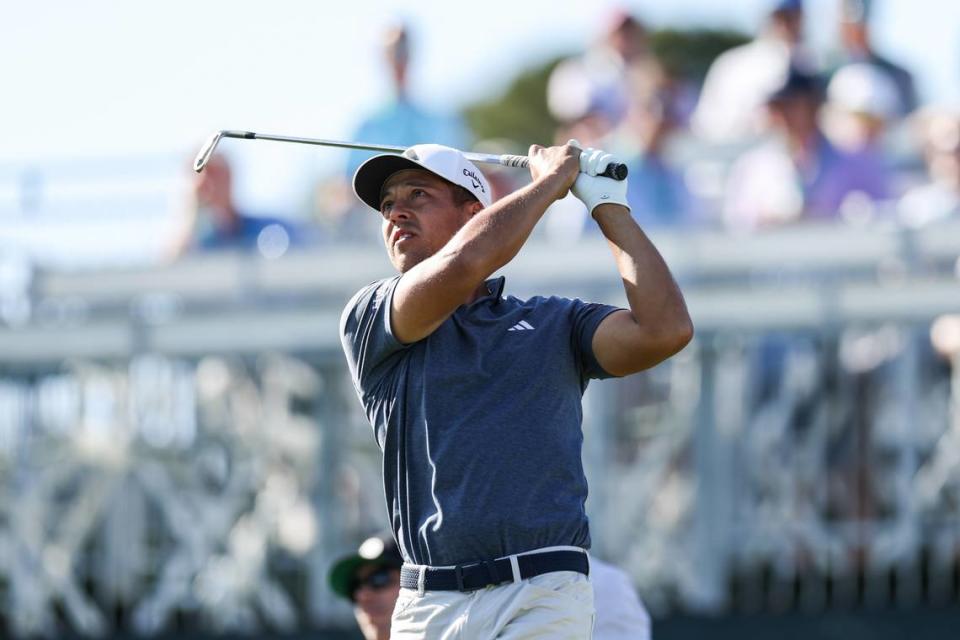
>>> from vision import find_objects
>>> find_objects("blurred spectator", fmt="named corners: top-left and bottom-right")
top-left (619, 61), bottom-right (700, 229)
top-left (545, 13), bottom-right (699, 241)
top-left (547, 9), bottom-right (650, 147)
top-left (309, 175), bottom-right (382, 245)
top-left (546, 59), bottom-right (699, 243)
top-left (591, 557), bottom-right (652, 640)
top-left (312, 22), bottom-right (468, 245)
top-left (822, 62), bottom-right (902, 152)
top-left (168, 154), bottom-right (298, 259)
top-left (345, 22), bottom-right (468, 177)
top-left (832, 0), bottom-right (917, 118)
top-left (328, 533), bottom-right (403, 640)
top-left (723, 69), bottom-right (891, 229)
top-left (692, 0), bottom-right (813, 143)
top-left (898, 108), bottom-right (960, 226)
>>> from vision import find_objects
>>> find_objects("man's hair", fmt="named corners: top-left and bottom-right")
top-left (448, 182), bottom-right (480, 208)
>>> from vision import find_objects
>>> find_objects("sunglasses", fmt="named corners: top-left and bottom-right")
top-left (349, 566), bottom-right (397, 601)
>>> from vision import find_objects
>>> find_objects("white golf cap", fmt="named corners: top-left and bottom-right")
top-left (353, 144), bottom-right (492, 212)
top-left (827, 63), bottom-right (900, 120)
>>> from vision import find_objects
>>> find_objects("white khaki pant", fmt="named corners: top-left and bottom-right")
top-left (390, 570), bottom-right (594, 639)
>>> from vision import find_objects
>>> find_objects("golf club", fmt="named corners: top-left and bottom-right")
top-left (194, 130), bottom-right (628, 180)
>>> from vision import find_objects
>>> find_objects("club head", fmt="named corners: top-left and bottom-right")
top-left (194, 131), bottom-right (225, 173)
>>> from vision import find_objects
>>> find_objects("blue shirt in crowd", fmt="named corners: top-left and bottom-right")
top-left (346, 99), bottom-right (468, 177)
top-left (625, 153), bottom-right (699, 229)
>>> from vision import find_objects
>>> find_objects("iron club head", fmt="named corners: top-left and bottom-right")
top-left (193, 130), bottom-right (226, 173)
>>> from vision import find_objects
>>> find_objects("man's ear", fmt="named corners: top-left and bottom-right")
top-left (466, 201), bottom-right (484, 218)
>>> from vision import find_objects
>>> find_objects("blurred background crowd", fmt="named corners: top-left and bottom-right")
top-left (3, 0), bottom-right (960, 264)
top-left (166, 0), bottom-right (956, 259)
top-left (3, 1), bottom-right (960, 638)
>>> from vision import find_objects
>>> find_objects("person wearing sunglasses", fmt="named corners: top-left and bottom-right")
top-left (330, 534), bottom-right (404, 640)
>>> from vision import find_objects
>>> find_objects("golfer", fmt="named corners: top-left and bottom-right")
top-left (340, 141), bottom-right (692, 637)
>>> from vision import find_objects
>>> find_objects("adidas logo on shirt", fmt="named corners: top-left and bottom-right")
top-left (508, 320), bottom-right (535, 332)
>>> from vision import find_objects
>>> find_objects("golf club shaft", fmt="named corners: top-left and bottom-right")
top-left (194, 130), bottom-right (628, 180)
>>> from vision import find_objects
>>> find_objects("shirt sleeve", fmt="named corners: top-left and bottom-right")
top-left (570, 298), bottom-right (622, 381)
top-left (339, 275), bottom-right (408, 400)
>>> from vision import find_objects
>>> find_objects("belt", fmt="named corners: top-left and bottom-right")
top-left (399, 548), bottom-right (589, 593)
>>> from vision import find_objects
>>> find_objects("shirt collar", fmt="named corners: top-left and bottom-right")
top-left (485, 276), bottom-right (506, 300)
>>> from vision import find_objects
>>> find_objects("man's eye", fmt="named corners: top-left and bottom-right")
top-left (412, 189), bottom-right (425, 198)
top-left (381, 201), bottom-right (393, 214)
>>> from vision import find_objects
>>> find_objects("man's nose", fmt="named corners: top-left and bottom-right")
top-left (387, 203), bottom-right (412, 224)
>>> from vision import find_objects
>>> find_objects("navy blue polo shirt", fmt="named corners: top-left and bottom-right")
top-left (340, 275), bottom-right (620, 567)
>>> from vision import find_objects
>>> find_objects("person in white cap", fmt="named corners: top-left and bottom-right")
top-left (692, 0), bottom-right (813, 143)
top-left (833, 0), bottom-right (917, 118)
top-left (823, 62), bottom-right (901, 151)
top-left (339, 141), bottom-right (692, 637)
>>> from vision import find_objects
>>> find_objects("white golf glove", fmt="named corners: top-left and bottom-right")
top-left (568, 140), bottom-right (630, 215)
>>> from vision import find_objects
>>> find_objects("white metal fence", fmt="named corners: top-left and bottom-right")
top-left (1, 220), bottom-right (960, 635)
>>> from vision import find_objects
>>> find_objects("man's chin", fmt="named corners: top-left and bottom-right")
top-left (391, 250), bottom-right (426, 273)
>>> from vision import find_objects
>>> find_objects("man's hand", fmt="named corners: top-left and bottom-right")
top-left (526, 142), bottom-right (582, 202)
top-left (571, 146), bottom-right (630, 216)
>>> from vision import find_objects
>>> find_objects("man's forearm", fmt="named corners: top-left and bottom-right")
top-left (444, 174), bottom-right (567, 279)
top-left (593, 204), bottom-right (692, 342)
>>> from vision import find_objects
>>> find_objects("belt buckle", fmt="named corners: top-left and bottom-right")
top-left (453, 560), bottom-right (502, 592)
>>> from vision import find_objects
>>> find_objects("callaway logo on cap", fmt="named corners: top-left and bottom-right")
top-left (353, 144), bottom-right (493, 211)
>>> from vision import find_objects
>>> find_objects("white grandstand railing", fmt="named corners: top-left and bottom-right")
top-left (3, 219), bottom-right (958, 366)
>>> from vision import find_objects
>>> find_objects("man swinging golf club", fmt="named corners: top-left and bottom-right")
top-left (340, 140), bottom-right (692, 637)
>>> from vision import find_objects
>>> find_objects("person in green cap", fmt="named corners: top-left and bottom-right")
top-left (329, 533), bottom-right (403, 640)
